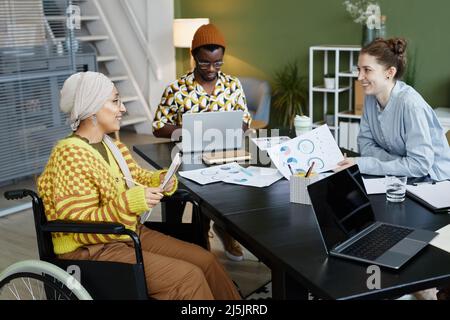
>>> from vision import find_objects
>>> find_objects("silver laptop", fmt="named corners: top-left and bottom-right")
top-left (178, 111), bottom-right (244, 153)
top-left (307, 165), bottom-right (437, 270)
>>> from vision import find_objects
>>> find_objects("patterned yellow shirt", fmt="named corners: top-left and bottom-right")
top-left (37, 136), bottom-right (177, 255)
top-left (152, 71), bottom-right (251, 131)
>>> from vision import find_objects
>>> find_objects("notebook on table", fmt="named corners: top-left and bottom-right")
top-left (406, 181), bottom-right (450, 213)
top-left (202, 149), bottom-right (251, 165)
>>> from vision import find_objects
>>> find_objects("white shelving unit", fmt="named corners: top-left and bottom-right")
top-left (308, 45), bottom-right (361, 144)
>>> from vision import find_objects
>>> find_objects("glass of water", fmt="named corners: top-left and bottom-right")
top-left (385, 175), bottom-right (407, 202)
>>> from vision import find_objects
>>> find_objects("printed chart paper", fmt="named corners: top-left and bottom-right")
top-left (267, 125), bottom-right (344, 179)
top-left (251, 136), bottom-right (291, 151)
top-left (179, 163), bottom-right (242, 185)
top-left (222, 166), bottom-right (283, 187)
top-left (179, 163), bottom-right (282, 187)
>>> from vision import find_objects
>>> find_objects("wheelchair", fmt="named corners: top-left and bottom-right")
top-left (0, 189), bottom-right (207, 300)
top-left (0, 259), bottom-right (92, 300)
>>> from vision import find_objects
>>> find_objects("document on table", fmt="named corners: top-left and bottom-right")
top-left (430, 224), bottom-right (450, 253)
top-left (362, 177), bottom-right (386, 194)
top-left (406, 181), bottom-right (450, 212)
top-left (179, 163), bottom-right (242, 185)
top-left (267, 125), bottom-right (344, 179)
top-left (222, 166), bottom-right (283, 187)
top-left (251, 136), bottom-right (291, 151)
top-left (179, 163), bottom-right (283, 187)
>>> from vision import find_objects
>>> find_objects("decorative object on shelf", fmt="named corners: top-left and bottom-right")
top-left (354, 79), bottom-right (365, 115)
top-left (324, 73), bottom-right (335, 89)
top-left (273, 61), bottom-right (308, 130)
top-left (294, 115), bottom-right (312, 137)
top-left (364, 3), bottom-right (381, 43)
top-left (343, 0), bottom-right (373, 24)
top-left (326, 111), bottom-right (335, 127)
top-left (361, 23), bottom-right (375, 47)
top-left (343, 1), bottom-right (385, 46)
top-left (378, 15), bottom-right (387, 39)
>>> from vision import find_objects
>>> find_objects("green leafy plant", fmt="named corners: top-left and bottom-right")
top-left (403, 45), bottom-right (417, 87)
top-left (272, 61), bottom-right (308, 129)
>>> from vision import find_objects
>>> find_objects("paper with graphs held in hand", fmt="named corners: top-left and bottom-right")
top-left (139, 153), bottom-right (182, 224)
top-left (160, 152), bottom-right (182, 189)
top-left (267, 125), bottom-right (344, 180)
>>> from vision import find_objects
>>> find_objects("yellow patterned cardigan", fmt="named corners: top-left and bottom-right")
top-left (37, 136), bottom-right (177, 255)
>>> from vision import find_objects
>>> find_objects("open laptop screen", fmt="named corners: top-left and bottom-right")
top-left (307, 166), bottom-right (375, 251)
top-left (181, 111), bottom-right (244, 153)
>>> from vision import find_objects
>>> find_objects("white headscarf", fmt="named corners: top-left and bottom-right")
top-left (60, 71), bottom-right (114, 131)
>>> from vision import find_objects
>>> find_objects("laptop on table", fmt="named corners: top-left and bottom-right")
top-left (177, 110), bottom-right (245, 153)
top-left (307, 165), bottom-right (437, 269)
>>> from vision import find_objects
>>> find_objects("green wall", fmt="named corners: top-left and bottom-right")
top-left (175, 0), bottom-right (450, 109)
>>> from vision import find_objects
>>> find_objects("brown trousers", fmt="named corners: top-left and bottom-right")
top-left (59, 225), bottom-right (241, 300)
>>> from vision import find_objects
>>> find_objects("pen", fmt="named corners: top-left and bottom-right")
top-left (305, 161), bottom-right (315, 178)
top-left (413, 181), bottom-right (436, 186)
top-left (287, 164), bottom-right (295, 176)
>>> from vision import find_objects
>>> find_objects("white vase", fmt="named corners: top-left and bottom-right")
top-left (324, 77), bottom-right (335, 90)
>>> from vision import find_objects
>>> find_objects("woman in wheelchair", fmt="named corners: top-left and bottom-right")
top-left (37, 71), bottom-right (241, 300)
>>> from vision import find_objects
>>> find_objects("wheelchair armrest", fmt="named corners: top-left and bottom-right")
top-left (161, 188), bottom-right (194, 203)
top-left (42, 220), bottom-right (126, 234)
top-left (42, 220), bottom-right (143, 265)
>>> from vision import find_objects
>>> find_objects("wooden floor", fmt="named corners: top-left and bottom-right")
top-left (0, 130), bottom-right (270, 298)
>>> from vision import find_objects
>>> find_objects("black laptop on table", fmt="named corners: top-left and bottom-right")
top-left (307, 165), bottom-right (437, 270)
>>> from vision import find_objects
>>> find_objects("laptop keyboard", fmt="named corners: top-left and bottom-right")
top-left (341, 224), bottom-right (414, 261)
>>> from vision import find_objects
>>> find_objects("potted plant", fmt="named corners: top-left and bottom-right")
top-left (403, 45), bottom-right (417, 87)
top-left (272, 61), bottom-right (308, 130)
top-left (342, 0), bottom-right (383, 46)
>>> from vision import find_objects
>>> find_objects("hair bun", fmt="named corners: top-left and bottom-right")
top-left (389, 38), bottom-right (407, 56)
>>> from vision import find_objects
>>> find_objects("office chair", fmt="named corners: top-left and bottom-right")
top-left (239, 77), bottom-right (271, 129)
top-left (3, 189), bottom-right (207, 300)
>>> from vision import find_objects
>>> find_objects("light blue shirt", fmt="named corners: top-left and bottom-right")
top-left (356, 81), bottom-right (450, 181)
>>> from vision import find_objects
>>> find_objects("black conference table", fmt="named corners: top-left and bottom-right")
top-left (133, 141), bottom-right (450, 300)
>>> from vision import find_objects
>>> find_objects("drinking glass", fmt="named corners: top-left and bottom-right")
top-left (385, 175), bottom-right (407, 202)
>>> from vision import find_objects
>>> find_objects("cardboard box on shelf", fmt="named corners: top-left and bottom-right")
top-left (354, 80), bottom-right (365, 115)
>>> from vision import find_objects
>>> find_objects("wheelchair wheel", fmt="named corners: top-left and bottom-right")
top-left (0, 260), bottom-right (92, 300)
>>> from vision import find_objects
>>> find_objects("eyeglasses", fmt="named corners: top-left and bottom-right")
top-left (196, 60), bottom-right (224, 70)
